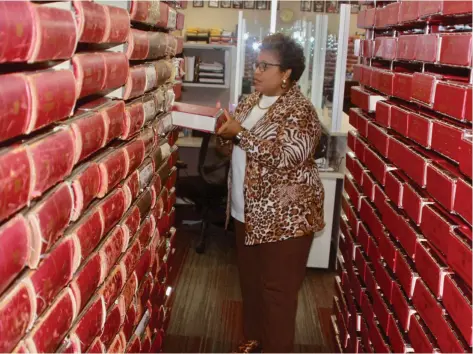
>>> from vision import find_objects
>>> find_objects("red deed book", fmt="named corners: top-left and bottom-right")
top-left (171, 103), bottom-right (230, 133)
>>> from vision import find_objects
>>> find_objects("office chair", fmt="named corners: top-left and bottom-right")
top-left (176, 133), bottom-right (230, 254)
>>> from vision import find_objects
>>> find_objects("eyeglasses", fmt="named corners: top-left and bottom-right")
top-left (253, 61), bottom-right (281, 72)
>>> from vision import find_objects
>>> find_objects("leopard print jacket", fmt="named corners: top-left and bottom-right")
top-left (222, 84), bottom-right (325, 246)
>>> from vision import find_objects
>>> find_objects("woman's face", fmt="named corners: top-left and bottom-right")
top-left (253, 49), bottom-right (291, 96)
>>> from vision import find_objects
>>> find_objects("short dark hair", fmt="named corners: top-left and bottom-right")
top-left (260, 33), bottom-right (306, 82)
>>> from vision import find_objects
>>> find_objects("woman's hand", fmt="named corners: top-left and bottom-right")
top-left (217, 116), bottom-right (243, 140)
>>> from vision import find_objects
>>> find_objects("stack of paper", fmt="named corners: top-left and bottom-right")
top-left (198, 61), bottom-right (224, 84)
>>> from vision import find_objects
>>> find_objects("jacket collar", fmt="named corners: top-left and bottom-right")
top-left (237, 84), bottom-right (300, 123)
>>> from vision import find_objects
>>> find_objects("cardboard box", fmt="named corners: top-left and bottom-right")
top-left (171, 102), bottom-right (230, 133)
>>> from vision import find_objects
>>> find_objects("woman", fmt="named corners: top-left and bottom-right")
top-left (217, 33), bottom-right (325, 353)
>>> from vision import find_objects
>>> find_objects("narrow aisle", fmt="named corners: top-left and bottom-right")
top-left (163, 225), bottom-right (336, 353)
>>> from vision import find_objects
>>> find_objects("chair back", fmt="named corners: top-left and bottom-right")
top-left (198, 133), bottom-right (230, 185)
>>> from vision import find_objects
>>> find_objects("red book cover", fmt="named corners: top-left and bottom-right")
top-left (28, 4), bottom-right (77, 63)
top-left (0, 281), bottom-right (36, 353)
top-left (0, 216), bottom-right (32, 294)
top-left (73, 1), bottom-right (107, 43)
top-left (29, 235), bottom-right (77, 316)
top-left (103, 4), bottom-right (130, 44)
top-left (69, 163), bottom-right (101, 221)
top-left (127, 29), bottom-right (150, 60)
top-left (72, 295), bottom-right (106, 352)
top-left (0, 74), bottom-right (30, 143)
top-left (443, 275), bottom-right (472, 345)
top-left (25, 288), bottom-right (77, 353)
top-left (454, 177), bottom-right (472, 225)
top-left (72, 53), bottom-right (107, 99)
top-left (0, 1), bottom-right (34, 63)
top-left (27, 69), bottom-right (76, 133)
top-left (171, 102), bottom-right (231, 133)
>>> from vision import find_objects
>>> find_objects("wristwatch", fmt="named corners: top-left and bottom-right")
top-left (233, 130), bottom-right (244, 145)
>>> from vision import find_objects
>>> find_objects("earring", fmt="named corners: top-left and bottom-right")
top-left (281, 79), bottom-right (287, 89)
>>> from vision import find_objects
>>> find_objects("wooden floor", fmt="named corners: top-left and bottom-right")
top-left (163, 222), bottom-right (336, 353)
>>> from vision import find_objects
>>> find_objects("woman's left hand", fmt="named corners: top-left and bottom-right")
top-left (217, 117), bottom-right (243, 140)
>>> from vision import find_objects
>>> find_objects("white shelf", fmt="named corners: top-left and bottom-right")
top-left (183, 43), bottom-right (235, 50)
top-left (182, 82), bottom-right (229, 89)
